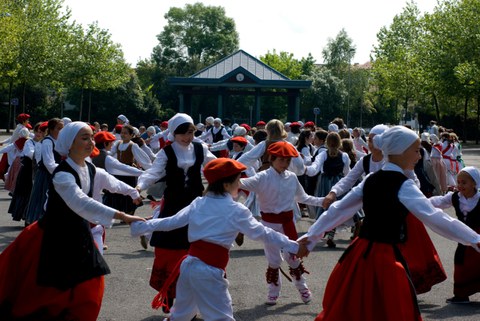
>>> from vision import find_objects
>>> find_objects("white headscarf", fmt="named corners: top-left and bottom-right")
top-left (328, 123), bottom-right (339, 132)
top-left (117, 114), bottom-right (129, 124)
top-left (167, 113), bottom-right (194, 141)
top-left (461, 166), bottom-right (480, 188)
top-left (55, 121), bottom-right (89, 156)
top-left (430, 134), bottom-right (439, 144)
top-left (233, 126), bottom-right (247, 136)
top-left (369, 124), bottom-right (389, 136)
top-left (61, 117), bottom-right (72, 126)
top-left (373, 126), bottom-right (419, 156)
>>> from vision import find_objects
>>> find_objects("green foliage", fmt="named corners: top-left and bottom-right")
top-left (153, 2), bottom-right (239, 77)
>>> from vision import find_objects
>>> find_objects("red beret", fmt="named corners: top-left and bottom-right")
top-left (94, 131), bottom-right (116, 144)
top-left (114, 124), bottom-right (123, 132)
top-left (26, 123), bottom-right (32, 129)
top-left (39, 121), bottom-right (49, 131)
top-left (17, 113), bottom-right (30, 122)
top-left (290, 122), bottom-right (301, 128)
top-left (304, 121), bottom-right (315, 128)
top-left (231, 136), bottom-right (247, 146)
top-left (267, 141), bottom-right (299, 157)
top-left (89, 124), bottom-right (96, 132)
top-left (256, 121), bottom-right (266, 126)
top-left (90, 146), bottom-right (100, 158)
top-left (203, 158), bottom-right (247, 184)
top-left (240, 123), bottom-right (251, 132)
top-left (161, 121), bottom-right (168, 128)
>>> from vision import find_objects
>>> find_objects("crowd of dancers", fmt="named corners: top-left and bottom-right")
top-left (0, 112), bottom-right (479, 321)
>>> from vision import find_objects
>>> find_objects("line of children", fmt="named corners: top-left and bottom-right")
top-left (298, 126), bottom-right (480, 321)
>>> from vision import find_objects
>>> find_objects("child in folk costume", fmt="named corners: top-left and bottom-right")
top-left (298, 126), bottom-right (480, 321)
top-left (429, 166), bottom-right (480, 304)
top-left (135, 113), bottom-right (216, 312)
top-left (305, 132), bottom-right (350, 247)
top-left (441, 132), bottom-right (460, 190)
top-left (321, 125), bottom-right (446, 294)
top-left (430, 134), bottom-right (447, 194)
top-left (25, 118), bottom-right (64, 224)
top-left (105, 124), bottom-right (151, 215)
top-left (9, 122), bottom-right (46, 221)
top-left (0, 128), bottom-right (31, 192)
top-left (239, 141), bottom-right (325, 306)
top-left (0, 122), bottom-right (144, 321)
top-left (130, 158), bottom-right (304, 321)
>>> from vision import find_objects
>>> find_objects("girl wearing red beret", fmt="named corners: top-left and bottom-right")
top-left (239, 141), bottom-right (325, 306)
top-left (131, 158), bottom-right (305, 321)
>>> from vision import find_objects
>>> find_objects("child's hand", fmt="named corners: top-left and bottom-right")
top-left (297, 242), bottom-right (310, 259)
top-left (132, 197), bottom-right (143, 205)
top-left (323, 192), bottom-right (337, 209)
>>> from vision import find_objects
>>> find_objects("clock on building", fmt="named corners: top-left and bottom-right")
top-left (236, 73), bottom-right (245, 82)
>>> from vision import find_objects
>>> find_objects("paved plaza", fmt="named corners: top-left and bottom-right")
top-left (0, 141), bottom-right (480, 320)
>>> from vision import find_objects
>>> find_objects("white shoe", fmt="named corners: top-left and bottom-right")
top-left (265, 295), bottom-right (278, 305)
top-left (299, 288), bottom-right (312, 303)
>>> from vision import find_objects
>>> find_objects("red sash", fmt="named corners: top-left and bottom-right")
top-left (261, 210), bottom-right (298, 240)
top-left (151, 240), bottom-right (229, 310)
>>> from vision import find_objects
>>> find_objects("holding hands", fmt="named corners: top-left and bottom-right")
top-left (296, 237), bottom-right (311, 259)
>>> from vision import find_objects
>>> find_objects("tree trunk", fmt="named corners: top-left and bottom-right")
top-left (88, 90), bottom-right (92, 124)
top-left (7, 81), bottom-right (12, 134)
top-left (463, 96), bottom-right (469, 144)
top-left (476, 93), bottom-right (479, 144)
top-left (433, 93), bottom-right (440, 121)
top-left (22, 81), bottom-right (26, 113)
top-left (79, 87), bottom-right (84, 121)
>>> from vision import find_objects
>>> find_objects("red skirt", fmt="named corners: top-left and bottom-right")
top-left (397, 214), bottom-right (447, 294)
top-left (150, 247), bottom-right (188, 298)
top-left (5, 156), bottom-right (21, 192)
top-left (453, 226), bottom-right (480, 297)
top-left (315, 238), bottom-right (422, 321)
top-left (0, 222), bottom-right (104, 321)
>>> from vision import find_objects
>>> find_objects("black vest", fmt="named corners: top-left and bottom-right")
top-left (38, 136), bottom-right (62, 171)
top-left (211, 126), bottom-right (224, 143)
top-left (323, 152), bottom-right (344, 177)
top-left (360, 170), bottom-right (409, 243)
top-left (92, 149), bottom-right (108, 169)
top-left (149, 142), bottom-right (204, 249)
top-left (37, 161), bottom-right (110, 290)
top-left (452, 191), bottom-right (480, 264)
top-left (362, 153), bottom-right (372, 174)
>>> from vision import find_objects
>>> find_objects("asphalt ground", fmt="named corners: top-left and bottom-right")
top-left (1, 140), bottom-right (480, 320)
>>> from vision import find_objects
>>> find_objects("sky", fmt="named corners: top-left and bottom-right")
top-left (62, 0), bottom-right (439, 67)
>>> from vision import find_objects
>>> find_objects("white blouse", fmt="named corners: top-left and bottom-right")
top-left (136, 141), bottom-right (216, 191)
top-left (430, 191), bottom-right (480, 218)
top-left (305, 150), bottom-right (350, 177)
top-left (300, 163), bottom-right (480, 251)
top-left (111, 141), bottom-right (152, 170)
top-left (53, 158), bottom-right (117, 228)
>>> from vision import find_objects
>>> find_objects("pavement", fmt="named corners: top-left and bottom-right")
top-left (0, 139), bottom-right (480, 320)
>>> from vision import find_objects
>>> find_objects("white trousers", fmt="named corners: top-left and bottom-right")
top-left (170, 256), bottom-right (234, 321)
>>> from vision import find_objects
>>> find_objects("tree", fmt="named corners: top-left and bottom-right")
top-left (152, 2), bottom-right (239, 77)
top-left (322, 28), bottom-right (356, 79)
top-left (371, 2), bottom-right (424, 124)
top-left (65, 22), bottom-right (130, 122)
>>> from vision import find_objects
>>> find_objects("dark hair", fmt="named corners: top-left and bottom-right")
top-left (95, 142), bottom-right (106, 150)
top-left (205, 172), bottom-right (241, 195)
top-left (290, 125), bottom-right (301, 134)
top-left (253, 129), bottom-right (268, 144)
top-left (174, 122), bottom-right (194, 135)
top-left (314, 129), bottom-right (328, 141)
top-left (33, 122), bottom-right (42, 132)
top-left (101, 123), bottom-right (108, 130)
top-left (338, 128), bottom-right (351, 139)
top-left (131, 136), bottom-right (144, 147)
top-left (122, 124), bottom-right (134, 135)
top-left (331, 117), bottom-right (345, 129)
top-left (296, 129), bottom-right (312, 152)
top-left (340, 138), bottom-right (356, 168)
top-left (48, 118), bottom-right (62, 131)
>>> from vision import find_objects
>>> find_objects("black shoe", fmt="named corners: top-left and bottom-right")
top-left (140, 235), bottom-right (148, 249)
top-left (326, 239), bottom-right (336, 248)
top-left (446, 296), bottom-right (470, 304)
